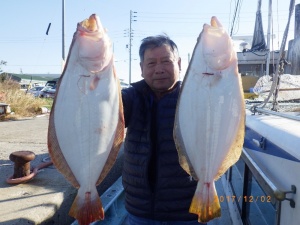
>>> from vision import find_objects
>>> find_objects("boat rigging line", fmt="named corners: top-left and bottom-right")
top-left (271, 0), bottom-right (296, 109)
top-left (251, 0), bottom-right (296, 114)
top-left (230, 0), bottom-right (243, 37)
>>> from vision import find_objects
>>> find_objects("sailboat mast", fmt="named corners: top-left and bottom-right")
top-left (266, 0), bottom-right (272, 76)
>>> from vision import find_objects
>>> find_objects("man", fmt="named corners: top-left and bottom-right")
top-left (122, 35), bottom-right (205, 225)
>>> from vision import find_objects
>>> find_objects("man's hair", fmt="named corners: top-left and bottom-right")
top-left (139, 34), bottom-right (179, 62)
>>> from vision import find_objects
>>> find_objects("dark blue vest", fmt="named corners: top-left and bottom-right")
top-left (122, 80), bottom-right (197, 221)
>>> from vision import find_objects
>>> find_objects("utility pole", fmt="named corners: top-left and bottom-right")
top-left (129, 10), bottom-right (137, 84)
top-left (62, 0), bottom-right (65, 72)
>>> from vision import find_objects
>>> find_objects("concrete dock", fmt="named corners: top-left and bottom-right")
top-left (0, 115), bottom-right (232, 225)
top-left (0, 115), bottom-right (123, 225)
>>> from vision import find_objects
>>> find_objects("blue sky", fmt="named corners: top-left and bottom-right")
top-left (0, 0), bottom-right (298, 83)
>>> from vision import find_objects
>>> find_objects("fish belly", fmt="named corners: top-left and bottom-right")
top-left (48, 14), bottom-right (124, 225)
top-left (54, 65), bottom-right (119, 189)
top-left (174, 16), bottom-right (245, 223)
top-left (54, 62), bottom-right (120, 224)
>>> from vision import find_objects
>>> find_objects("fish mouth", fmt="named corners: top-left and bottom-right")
top-left (79, 14), bottom-right (103, 33)
top-left (210, 16), bottom-right (222, 29)
top-left (201, 16), bottom-right (234, 71)
top-left (84, 14), bottom-right (98, 32)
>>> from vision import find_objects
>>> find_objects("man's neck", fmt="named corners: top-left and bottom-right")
top-left (152, 83), bottom-right (178, 100)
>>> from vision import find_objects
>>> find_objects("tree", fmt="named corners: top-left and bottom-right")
top-left (0, 61), bottom-right (8, 82)
top-left (0, 60), bottom-right (7, 73)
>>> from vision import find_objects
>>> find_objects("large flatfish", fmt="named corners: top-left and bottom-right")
top-left (48, 14), bottom-right (124, 225)
top-left (174, 16), bottom-right (245, 223)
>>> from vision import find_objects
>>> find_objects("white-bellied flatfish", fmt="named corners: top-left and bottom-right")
top-left (48, 14), bottom-right (124, 225)
top-left (174, 16), bottom-right (245, 223)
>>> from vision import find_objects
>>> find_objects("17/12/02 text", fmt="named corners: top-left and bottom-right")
top-left (216, 195), bottom-right (272, 203)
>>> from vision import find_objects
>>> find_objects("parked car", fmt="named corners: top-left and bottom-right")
top-left (39, 86), bottom-right (56, 98)
top-left (45, 79), bottom-right (58, 88)
top-left (27, 86), bottom-right (45, 97)
top-left (20, 83), bottom-right (30, 92)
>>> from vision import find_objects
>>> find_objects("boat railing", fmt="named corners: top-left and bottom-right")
top-left (240, 149), bottom-right (296, 224)
top-left (248, 105), bottom-right (300, 121)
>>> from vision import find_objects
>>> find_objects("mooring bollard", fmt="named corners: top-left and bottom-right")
top-left (9, 151), bottom-right (36, 179)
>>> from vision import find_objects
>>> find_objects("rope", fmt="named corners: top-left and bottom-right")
top-left (230, 0), bottom-right (243, 37)
top-left (251, 0), bottom-right (296, 113)
top-left (6, 161), bottom-right (53, 185)
top-left (271, 0), bottom-right (296, 110)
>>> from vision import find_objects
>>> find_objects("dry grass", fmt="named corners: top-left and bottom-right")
top-left (0, 80), bottom-right (52, 120)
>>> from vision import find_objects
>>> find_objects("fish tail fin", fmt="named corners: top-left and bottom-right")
top-left (69, 190), bottom-right (104, 225)
top-left (189, 181), bottom-right (221, 223)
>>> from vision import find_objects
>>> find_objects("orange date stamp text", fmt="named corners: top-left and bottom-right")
top-left (216, 195), bottom-right (272, 203)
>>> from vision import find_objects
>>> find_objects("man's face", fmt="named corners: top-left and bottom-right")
top-left (140, 44), bottom-right (181, 94)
